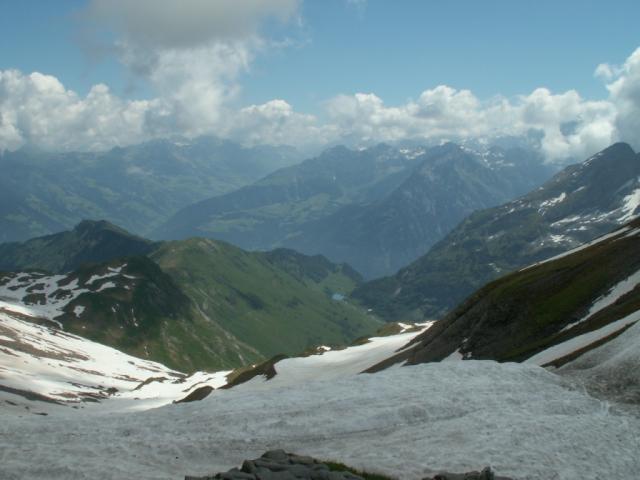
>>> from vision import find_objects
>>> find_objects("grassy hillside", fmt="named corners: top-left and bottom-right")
top-left (151, 238), bottom-right (381, 358)
top-left (367, 218), bottom-right (640, 371)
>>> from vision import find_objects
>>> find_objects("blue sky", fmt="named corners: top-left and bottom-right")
top-left (1, 0), bottom-right (639, 158)
top-left (2, 0), bottom-right (639, 106)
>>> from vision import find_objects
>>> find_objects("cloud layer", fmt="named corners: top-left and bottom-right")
top-left (1, 0), bottom-right (639, 162)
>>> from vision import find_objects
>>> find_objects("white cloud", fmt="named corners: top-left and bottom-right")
top-left (0, 70), bottom-right (151, 152)
top-left (602, 47), bottom-right (640, 151)
top-left (325, 85), bottom-right (617, 161)
top-left (228, 99), bottom-right (334, 148)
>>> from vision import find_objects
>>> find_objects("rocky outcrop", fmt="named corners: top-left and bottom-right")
top-left (186, 450), bottom-right (513, 480)
top-left (185, 450), bottom-right (373, 480)
top-left (423, 467), bottom-right (512, 480)
top-left (175, 386), bottom-right (214, 403)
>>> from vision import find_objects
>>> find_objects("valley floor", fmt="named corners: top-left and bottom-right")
top-left (1, 358), bottom-right (639, 480)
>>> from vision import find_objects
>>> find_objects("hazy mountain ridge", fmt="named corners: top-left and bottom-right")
top-left (152, 144), bottom-right (423, 244)
top-left (284, 143), bottom-right (553, 278)
top-left (0, 136), bottom-right (300, 243)
top-left (354, 142), bottom-right (640, 319)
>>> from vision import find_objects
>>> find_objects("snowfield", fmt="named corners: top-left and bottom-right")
top-left (1, 360), bottom-right (639, 480)
top-left (2, 288), bottom-right (640, 480)
top-left (1, 310), bottom-right (640, 480)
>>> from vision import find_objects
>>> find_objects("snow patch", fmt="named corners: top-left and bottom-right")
top-left (96, 281), bottom-right (117, 292)
top-left (562, 269), bottom-right (640, 332)
top-left (539, 192), bottom-right (567, 211)
top-left (526, 310), bottom-right (640, 366)
top-left (521, 226), bottom-right (632, 271)
top-left (618, 187), bottom-right (640, 222)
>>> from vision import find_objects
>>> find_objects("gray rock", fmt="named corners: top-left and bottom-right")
top-left (423, 466), bottom-right (512, 480)
top-left (261, 450), bottom-right (291, 463)
top-left (186, 451), bottom-right (513, 480)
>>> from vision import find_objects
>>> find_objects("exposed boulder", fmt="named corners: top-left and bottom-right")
top-left (186, 451), bottom-right (513, 480)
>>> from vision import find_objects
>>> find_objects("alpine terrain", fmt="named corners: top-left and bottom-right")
top-left (3, 4), bottom-right (640, 480)
top-left (355, 143), bottom-right (640, 319)
top-left (0, 136), bottom-right (300, 243)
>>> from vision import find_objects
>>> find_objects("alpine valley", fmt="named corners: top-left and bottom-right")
top-left (0, 220), bottom-right (379, 372)
top-left (154, 143), bottom-right (553, 279)
top-left (2, 138), bottom-right (640, 480)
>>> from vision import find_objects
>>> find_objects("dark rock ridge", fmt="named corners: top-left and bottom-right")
top-left (185, 450), bottom-right (512, 480)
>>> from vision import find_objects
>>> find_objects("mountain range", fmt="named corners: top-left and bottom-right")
top-left (154, 143), bottom-right (553, 278)
top-left (0, 136), bottom-right (299, 243)
top-left (354, 142), bottom-right (640, 319)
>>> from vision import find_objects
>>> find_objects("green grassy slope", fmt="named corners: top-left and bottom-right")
top-left (151, 238), bottom-right (382, 358)
top-left (367, 218), bottom-right (640, 371)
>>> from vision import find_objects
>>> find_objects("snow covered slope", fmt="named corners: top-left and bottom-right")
top-left (237, 322), bottom-right (434, 389)
top-left (0, 300), bottom-right (428, 414)
top-left (1, 303), bottom-right (639, 479)
top-left (0, 307), bottom-right (228, 413)
top-left (0, 261), bottom-right (151, 326)
top-left (558, 317), bottom-right (640, 405)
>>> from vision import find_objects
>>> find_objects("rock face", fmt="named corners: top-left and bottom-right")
top-left (186, 450), bottom-right (513, 480)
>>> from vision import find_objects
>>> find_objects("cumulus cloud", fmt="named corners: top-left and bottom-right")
top-left (601, 47), bottom-right (640, 151)
top-left (78, 0), bottom-right (299, 143)
top-left (228, 99), bottom-right (333, 147)
top-left (0, 70), bottom-right (151, 151)
top-left (325, 85), bottom-right (616, 161)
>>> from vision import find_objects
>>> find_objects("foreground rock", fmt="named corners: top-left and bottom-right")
top-left (185, 450), bottom-right (513, 480)
top-left (423, 467), bottom-right (512, 479)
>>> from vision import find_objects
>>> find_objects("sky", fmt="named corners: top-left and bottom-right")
top-left (1, 0), bottom-right (640, 161)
